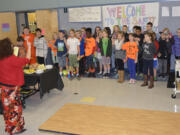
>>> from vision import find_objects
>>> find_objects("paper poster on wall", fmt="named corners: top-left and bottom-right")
top-left (103, 2), bottom-right (159, 32)
top-left (172, 6), bottom-right (180, 17)
top-left (2, 23), bottom-right (10, 32)
top-left (162, 7), bottom-right (169, 17)
top-left (69, 6), bottom-right (101, 22)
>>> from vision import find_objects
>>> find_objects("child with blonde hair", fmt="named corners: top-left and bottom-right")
top-left (98, 30), bottom-right (112, 77)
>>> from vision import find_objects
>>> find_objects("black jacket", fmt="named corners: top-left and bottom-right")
top-left (158, 39), bottom-right (168, 59)
top-left (98, 38), bottom-right (112, 57)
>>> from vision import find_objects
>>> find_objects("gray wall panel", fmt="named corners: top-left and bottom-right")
top-left (0, 0), bottom-right (156, 12)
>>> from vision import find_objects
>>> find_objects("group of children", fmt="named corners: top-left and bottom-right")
top-left (15, 22), bottom-right (180, 89)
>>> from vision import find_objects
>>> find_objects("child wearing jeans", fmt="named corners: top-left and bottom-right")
top-left (55, 30), bottom-right (68, 76)
top-left (158, 32), bottom-right (168, 78)
top-left (122, 33), bottom-right (138, 84)
top-left (141, 33), bottom-right (156, 89)
top-left (67, 29), bottom-right (80, 79)
top-left (152, 32), bottom-right (159, 81)
top-left (98, 30), bottom-right (112, 77)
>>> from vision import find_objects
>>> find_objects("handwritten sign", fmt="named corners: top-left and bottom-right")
top-left (69, 6), bottom-right (101, 22)
top-left (103, 3), bottom-right (159, 32)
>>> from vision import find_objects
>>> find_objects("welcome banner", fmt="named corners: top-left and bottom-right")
top-left (103, 2), bottom-right (159, 32)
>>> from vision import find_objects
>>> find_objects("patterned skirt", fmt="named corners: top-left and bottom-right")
top-left (0, 85), bottom-right (25, 135)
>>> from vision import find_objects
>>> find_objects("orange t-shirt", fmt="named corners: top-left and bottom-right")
top-left (122, 41), bottom-right (138, 60)
top-left (85, 37), bottom-right (96, 56)
top-left (49, 40), bottom-right (57, 56)
top-left (22, 33), bottom-right (36, 64)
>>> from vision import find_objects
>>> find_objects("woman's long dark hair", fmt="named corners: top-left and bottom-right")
top-left (0, 38), bottom-right (13, 60)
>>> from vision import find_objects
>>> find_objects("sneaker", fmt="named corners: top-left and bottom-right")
top-left (103, 72), bottom-right (107, 76)
top-left (98, 71), bottom-right (102, 75)
top-left (103, 73), bottom-right (109, 78)
top-left (132, 79), bottom-right (136, 84)
top-left (107, 73), bottom-right (111, 78)
top-left (59, 72), bottom-right (63, 76)
top-left (129, 79), bottom-right (133, 84)
top-left (88, 73), bottom-right (92, 77)
top-left (14, 129), bottom-right (27, 135)
top-left (76, 74), bottom-right (81, 80)
top-left (68, 73), bottom-right (71, 79)
top-left (91, 72), bottom-right (96, 78)
top-left (69, 74), bottom-right (75, 81)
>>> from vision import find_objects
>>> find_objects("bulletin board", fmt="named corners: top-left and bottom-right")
top-left (59, 1), bottom-right (180, 34)
top-left (0, 12), bottom-right (17, 44)
top-left (68, 6), bottom-right (101, 22)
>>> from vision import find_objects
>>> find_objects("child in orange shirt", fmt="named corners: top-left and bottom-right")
top-left (122, 33), bottom-right (138, 83)
top-left (85, 28), bottom-right (96, 77)
top-left (22, 27), bottom-right (36, 64)
top-left (49, 32), bottom-right (58, 64)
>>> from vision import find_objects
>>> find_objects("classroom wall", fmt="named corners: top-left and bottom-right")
top-left (159, 1), bottom-right (180, 34)
top-left (58, 8), bottom-right (103, 33)
top-left (0, 0), bottom-right (156, 12)
top-left (0, 12), bottom-right (17, 44)
top-left (36, 9), bottom-right (58, 40)
top-left (59, 1), bottom-right (180, 34)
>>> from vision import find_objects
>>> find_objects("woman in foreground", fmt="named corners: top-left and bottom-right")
top-left (0, 38), bottom-right (31, 135)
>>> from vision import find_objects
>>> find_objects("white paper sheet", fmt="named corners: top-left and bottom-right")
top-left (162, 7), bottom-right (169, 16)
top-left (172, 6), bottom-right (180, 17)
top-left (69, 6), bottom-right (101, 22)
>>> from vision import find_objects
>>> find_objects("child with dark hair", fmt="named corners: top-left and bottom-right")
top-left (85, 28), bottom-right (96, 77)
top-left (134, 26), bottom-right (144, 76)
top-left (145, 22), bottom-right (153, 33)
top-left (14, 36), bottom-right (26, 58)
top-left (93, 26), bottom-right (101, 38)
top-left (122, 25), bottom-right (129, 42)
top-left (133, 25), bottom-right (138, 33)
top-left (104, 27), bottom-right (112, 38)
top-left (34, 28), bottom-right (48, 64)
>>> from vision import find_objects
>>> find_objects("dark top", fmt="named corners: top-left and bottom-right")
top-left (142, 42), bottom-right (156, 60)
top-left (55, 39), bottom-right (67, 57)
top-left (158, 39), bottom-right (168, 59)
top-left (98, 38), bottom-right (112, 57)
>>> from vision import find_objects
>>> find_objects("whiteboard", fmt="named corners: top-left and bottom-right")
top-left (69, 6), bottom-right (101, 22)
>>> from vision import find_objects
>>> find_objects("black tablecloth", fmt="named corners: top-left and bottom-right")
top-left (24, 68), bottom-right (64, 98)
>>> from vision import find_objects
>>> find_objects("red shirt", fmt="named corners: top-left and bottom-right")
top-left (154, 40), bottom-right (159, 58)
top-left (0, 55), bottom-right (29, 86)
